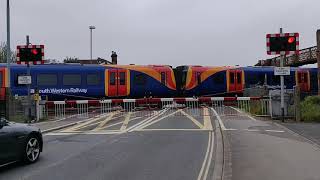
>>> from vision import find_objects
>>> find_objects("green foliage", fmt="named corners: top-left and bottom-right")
top-left (301, 96), bottom-right (320, 122)
top-left (0, 42), bottom-right (17, 63)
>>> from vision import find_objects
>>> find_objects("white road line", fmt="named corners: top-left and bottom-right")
top-left (46, 131), bottom-right (122, 136)
top-left (245, 129), bottom-right (260, 132)
top-left (197, 132), bottom-right (212, 180)
top-left (211, 108), bottom-right (227, 131)
top-left (265, 130), bottom-right (285, 133)
top-left (203, 132), bottom-right (215, 180)
top-left (134, 129), bottom-right (210, 132)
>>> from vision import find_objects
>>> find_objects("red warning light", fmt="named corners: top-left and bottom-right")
top-left (288, 37), bottom-right (295, 44)
top-left (31, 49), bottom-right (38, 55)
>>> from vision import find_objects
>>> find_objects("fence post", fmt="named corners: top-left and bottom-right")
top-left (294, 86), bottom-right (301, 122)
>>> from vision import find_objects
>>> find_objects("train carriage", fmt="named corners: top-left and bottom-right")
top-left (104, 65), bottom-right (177, 98)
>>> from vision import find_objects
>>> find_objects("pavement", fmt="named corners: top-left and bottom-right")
top-left (1, 106), bottom-right (320, 180)
top-left (215, 107), bottom-right (320, 180)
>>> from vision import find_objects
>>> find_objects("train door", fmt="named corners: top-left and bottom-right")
top-left (106, 69), bottom-right (129, 97)
top-left (296, 70), bottom-right (310, 92)
top-left (228, 69), bottom-right (243, 93)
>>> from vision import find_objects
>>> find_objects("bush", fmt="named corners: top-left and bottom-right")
top-left (301, 96), bottom-right (320, 122)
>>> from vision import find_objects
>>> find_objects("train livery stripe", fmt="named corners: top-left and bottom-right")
top-left (105, 69), bottom-right (108, 97)
top-left (226, 69), bottom-right (230, 92)
top-left (126, 70), bottom-right (130, 96)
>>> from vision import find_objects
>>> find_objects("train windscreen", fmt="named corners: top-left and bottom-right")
top-left (174, 66), bottom-right (189, 93)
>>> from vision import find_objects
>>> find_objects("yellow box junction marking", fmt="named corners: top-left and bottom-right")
top-left (179, 110), bottom-right (204, 129)
top-left (120, 112), bottom-right (132, 131)
top-left (93, 111), bottom-right (119, 131)
top-left (62, 114), bottom-right (110, 132)
top-left (203, 108), bottom-right (213, 130)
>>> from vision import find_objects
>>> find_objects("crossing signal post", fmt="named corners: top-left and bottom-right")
top-left (266, 29), bottom-right (299, 122)
top-left (17, 37), bottom-right (44, 123)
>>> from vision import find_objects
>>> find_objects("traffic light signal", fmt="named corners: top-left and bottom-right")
top-left (266, 33), bottom-right (299, 55)
top-left (19, 47), bottom-right (42, 62)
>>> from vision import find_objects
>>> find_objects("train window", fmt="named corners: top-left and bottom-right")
top-left (63, 74), bottom-right (81, 86)
top-left (135, 74), bottom-right (146, 85)
top-left (213, 73), bottom-right (224, 84)
top-left (230, 72), bottom-right (235, 84)
top-left (110, 72), bottom-right (116, 85)
top-left (119, 72), bottom-right (125, 85)
top-left (237, 72), bottom-right (241, 84)
top-left (161, 72), bottom-right (166, 84)
top-left (37, 74), bottom-right (57, 86)
top-left (196, 72), bottom-right (201, 85)
top-left (87, 74), bottom-right (100, 86)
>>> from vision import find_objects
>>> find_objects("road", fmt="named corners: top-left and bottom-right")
top-left (0, 108), bottom-right (216, 180)
top-left (1, 106), bottom-right (320, 180)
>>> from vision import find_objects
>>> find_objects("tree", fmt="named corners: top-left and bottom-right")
top-left (63, 56), bottom-right (79, 63)
top-left (0, 42), bottom-right (16, 63)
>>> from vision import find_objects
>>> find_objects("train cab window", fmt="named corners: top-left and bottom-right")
top-left (135, 74), bottom-right (146, 85)
top-left (87, 74), bottom-right (100, 86)
top-left (230, 72), bottom-right (235, 84)
top-left (237, 72), bottom-right (242, 84)
top-left (196, 72), bottom-right (201, 85)
top-left (161, 72), bottom-right (166, 85)
top-left (213, 73), bottom-right (224, 84)
top-left (37, 74), bottom-right (57, 86)
top-left (110, 72), bottom-right (116, 85)
top-left (63, 74), bottom-right (81, 86)
top-left (119, 72), bottom-right (125, 85)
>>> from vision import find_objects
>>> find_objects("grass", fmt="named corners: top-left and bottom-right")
top-left (301, 96), bottom-right (320, 122)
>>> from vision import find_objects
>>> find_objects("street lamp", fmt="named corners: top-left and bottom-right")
top-left (89, 26), bottom-right (96, 62)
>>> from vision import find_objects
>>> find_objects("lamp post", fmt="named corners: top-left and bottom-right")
top-left (89, 26), bottom-right (96, 62)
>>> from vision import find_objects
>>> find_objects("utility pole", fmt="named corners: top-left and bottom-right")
top-left (317, 30), bottom-right (320, 95)
top-left (280, 28), bottom-right (285, 122)
top-left (26, 36), bottom-right (32, 123)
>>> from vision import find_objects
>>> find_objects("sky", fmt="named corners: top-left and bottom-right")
top-left (0, 0), bottom-right (319, 67)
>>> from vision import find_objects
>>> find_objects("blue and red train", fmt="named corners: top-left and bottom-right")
top-left (0, 63), bottom-right (317, 100)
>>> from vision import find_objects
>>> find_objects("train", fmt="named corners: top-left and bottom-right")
top-left (0, 63), bottom-right (317, 100)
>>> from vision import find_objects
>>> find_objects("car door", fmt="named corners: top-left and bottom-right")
top-left (0, 123), bottom-right (16, 164)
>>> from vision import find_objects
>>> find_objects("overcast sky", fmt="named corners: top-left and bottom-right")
top-left (0, 0), bottom-right (319, 67)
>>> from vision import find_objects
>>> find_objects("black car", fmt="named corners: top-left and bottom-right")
top-left (0, 118), bottom-right (43, 167)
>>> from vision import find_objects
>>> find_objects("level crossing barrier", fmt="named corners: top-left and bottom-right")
top-left (53, 101), bottom-right (65, 119)
top-left (123, 99), bottom-right (136, 112)
top-left (76, 100), bottom-right (89, 118)
top-left (45, 96), bottom-right (270, 119)
top-left (100, 100), bottom-right (112, 114)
